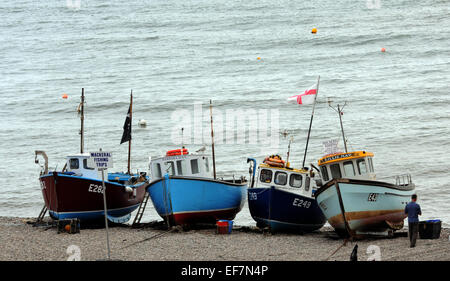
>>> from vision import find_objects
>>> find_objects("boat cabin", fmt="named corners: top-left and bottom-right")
top-left (317, 151), bottom-right (376, 183)
top-left (256, 164), bottom-right (316, 197)
top-left (149, 149), bottom-right (212, 180)
top-left (64, 153), bottom-right (102, 180)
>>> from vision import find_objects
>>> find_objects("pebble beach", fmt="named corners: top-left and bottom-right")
top-left (1, 217), bottom-right (448, 261)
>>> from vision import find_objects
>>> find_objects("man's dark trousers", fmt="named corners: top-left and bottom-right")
top-left (408, 222), bottom-right (419, 247)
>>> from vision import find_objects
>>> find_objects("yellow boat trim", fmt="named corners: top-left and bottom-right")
top-left (258, 163), bottom-right (308, 173)
top-left (318, 151), bottom-right (374, 166)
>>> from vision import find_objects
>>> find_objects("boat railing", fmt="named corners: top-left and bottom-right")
top-left (378, 174), bottom-right (413, 186)
top-left (394, 174), bottom-right (413, 186)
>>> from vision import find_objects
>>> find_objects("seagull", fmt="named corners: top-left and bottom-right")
top-left (196, 146), bottom-right (206, 153)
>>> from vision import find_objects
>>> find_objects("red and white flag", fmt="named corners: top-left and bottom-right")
top-left (287, 83), bottom-right (318, 105)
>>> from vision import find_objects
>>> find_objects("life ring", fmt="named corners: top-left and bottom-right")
top-left (166, 148), bottom-right (189, 156)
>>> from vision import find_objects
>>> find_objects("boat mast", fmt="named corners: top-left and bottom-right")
top-left (80, 88), bottom-right (84, 154)
top-left (209, 100), bottom-right (216, 179)
top-left (127, 90), bottom-right (133, 174)
top-left (302, 76), bottom-right (320, 168)
top-left (329, 101), bottom-right (348, 153)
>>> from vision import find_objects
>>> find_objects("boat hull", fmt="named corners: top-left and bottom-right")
top-left (39, 172), bottom-right (147, 222)
top-left (315, 178), bottom-right (415, 236)
top-left (147, 176), bottom-right (247, 225)
top-left (247, 187), bottom-right (326, 233)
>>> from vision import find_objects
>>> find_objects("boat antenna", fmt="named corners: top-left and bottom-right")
top-left (286, 136), bottom-right (294, 165)
top-left (328, 100), bottom-right (348, 153)
top-left (302, 75), bottom-right (320, 168)
top-left (209, 100), bottom-right (216, 179)
top-left (80, 88), bottom-right (85, 154)
top-left (181, 127), bottom-right (184, 149)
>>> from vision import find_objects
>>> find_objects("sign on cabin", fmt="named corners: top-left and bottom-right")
top-left (90, 151), bottom-right (113, 169)
top-left (322, 139), bottom-right (342, 155)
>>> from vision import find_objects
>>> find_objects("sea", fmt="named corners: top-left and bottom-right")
top-left (0, 0), bottom-right (449, 227)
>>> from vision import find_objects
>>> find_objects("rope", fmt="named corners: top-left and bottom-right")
top-left (323, 238), bottom-right (348, 261)
top-left (120, 228), bottom-right (175, 250)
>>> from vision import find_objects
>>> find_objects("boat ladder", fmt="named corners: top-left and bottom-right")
top-left (36, 205), bottom-right (48, 224)
top-left (132, 192), bottom-right (150, 227)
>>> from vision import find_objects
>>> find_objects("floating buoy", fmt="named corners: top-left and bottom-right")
top-left (381, 47), bottom-right (386, 52)
top-left (138, 119), bottom-right (147, 127)
top-left (311, 28), bottom-right (317, 34)
top-left (64, 224), bottom-right (71, 232)
top-left (62, 93), bottom-right (68, 99)
top-left (257, 57), bottom-right (261, 60)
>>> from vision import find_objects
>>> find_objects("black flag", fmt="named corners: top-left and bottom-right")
top-left (120, 104), bottom-right (131, 144)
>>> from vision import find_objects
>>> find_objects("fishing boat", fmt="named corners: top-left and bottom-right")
top-left (314, 103), bottom-right (415, 237)
top-left (34, 89), bottom-right (148, 223)
top-left (246, 76), bottom-right (326, 233)
top-left (147, 148), bottom-right (247, 226)
top-left (147, 101), bottom-right (247, 226)
top-left (247, 156), bottom-right (326, 233)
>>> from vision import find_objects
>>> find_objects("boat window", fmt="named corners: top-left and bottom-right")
top-left (204, 157), bottom-right (210, 173)
top-left (153, 163), bottom-right (162, 178)
top-left (289, 174), bottom-right (302, 188)
top-left (368, 158), bottom-right (374, 173)
top-left (357, 159), bottom-right (367, 175)
top-left (165, 161), bottom-right (176, 176)
top-left (259, 169), bottom-right (273, 183)
top-left (176, 160), bottom-right (187, 175)
top-left (330, 164), bottom-right (342, 179)
top-left (321, 166), bottom-right (329, 181)
top-left (274, 172), bottom-right (287, 186)
top-left (191, 159), bottom-right (199, 174)
top-left (305, 176), bottom-right (310, 191)
top-left (83, 159), bottom-right (95, 170)
top-left (343, 161), bottom-right (355, 176)
top-left (69, 158), bottom-right (79, 170)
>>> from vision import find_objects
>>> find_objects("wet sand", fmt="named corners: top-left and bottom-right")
top-left (0, 217), bottom-right (448, 261)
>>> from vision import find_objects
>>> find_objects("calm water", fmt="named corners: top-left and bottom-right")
top-left (0, 0), bottom-right (449, 227)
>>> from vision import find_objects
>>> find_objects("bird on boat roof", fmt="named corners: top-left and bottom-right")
top-left (196, 146), bottom-right (206, 153)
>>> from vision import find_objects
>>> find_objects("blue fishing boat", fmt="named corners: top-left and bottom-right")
top-left (246, 157), bottom-right (326, 233)
top-left (147, 148), bottom-right (247, 226)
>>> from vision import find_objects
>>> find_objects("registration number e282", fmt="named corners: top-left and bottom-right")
top-left (88, 184), bottom-right (104, 194)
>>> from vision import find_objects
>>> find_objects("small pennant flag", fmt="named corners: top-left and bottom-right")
top-left (287, 83), bottom-right (318, 105)
top-left (120, 104), bottom-right (132, 144)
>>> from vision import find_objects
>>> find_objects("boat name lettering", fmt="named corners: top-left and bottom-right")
top-left (292, 198), bottom-right (311, 208)
top-left (40, 181), bottom-right (46, 190)
top-left (320, 153), bottom-right (356, 164)
top-left (88, 184), bottom-right (104, 194)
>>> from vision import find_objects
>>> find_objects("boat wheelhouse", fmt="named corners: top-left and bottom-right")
top-left (247, 157), bottom-right (326, 233)
top-left (318, 151), bottom-right (376, 183)
top-left (147, 148), bottom-right (247, 226)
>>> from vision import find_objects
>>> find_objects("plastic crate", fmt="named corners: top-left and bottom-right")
top-left (216, 220), bottom-right (233, 234)
top-left (418, 220), bottom-right (441, 239)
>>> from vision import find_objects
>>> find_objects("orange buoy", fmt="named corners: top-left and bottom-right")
top-left (64, 224), bottom-right (71, 232)
top-left (257, 57), bottom-right (261, 60)
top-left (381, 48), bottom-right (386, 52)
top-left (62, 93), bottom-right (68, 99)
top-left (311, 28), bottom-right (317, 34)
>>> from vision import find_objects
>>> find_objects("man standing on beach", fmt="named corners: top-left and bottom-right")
top-left (405, 194), bottom-right (422, 248)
